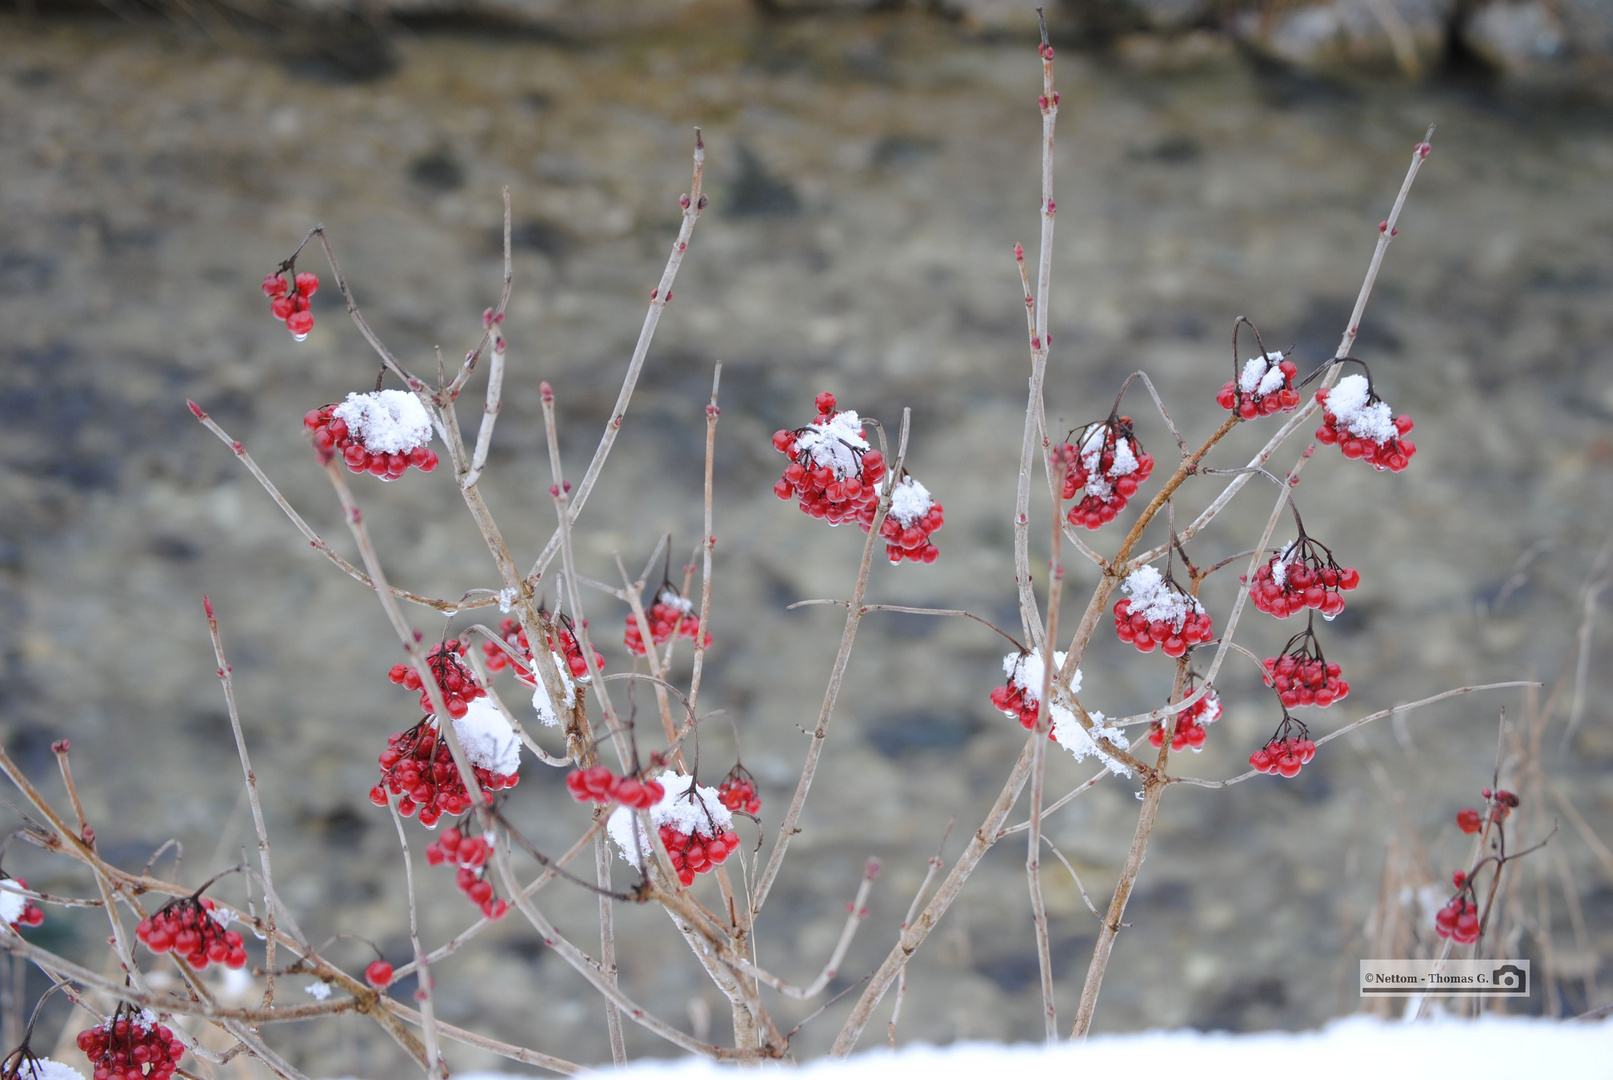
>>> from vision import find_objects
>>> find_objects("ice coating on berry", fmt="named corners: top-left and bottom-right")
top-left (0, 880), bottom-right (26, 925)
top-left (1121, 565), bottom-right (1204, 632)
top-left (530, 653), bottom-right (577, 727)
top-left (1239, 352), bottom-right (1287, 396)
top-left (452, 697), bottom-right (522, 775)
top-left (333, 390), bottom-right (433, 455)
top-left (607, 771), bottom-right (733, 868)
top-left (887, 475), bottom-right (933, 527)
top-left (792, 410), bottom-right (869, 480)
top-left (18, 1059), bottom-right (87, 1080)
top-left (1323, 374), bottom-right (1397, 445)
top-left (1050, 708), bottom-right (1131, 776)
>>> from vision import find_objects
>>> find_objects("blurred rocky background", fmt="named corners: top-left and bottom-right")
top-left (1, 0), bottom-right (1610, 1075)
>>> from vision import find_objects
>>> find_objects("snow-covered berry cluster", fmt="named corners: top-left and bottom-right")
top-left (1113, 566), bottom-right (1214, 657)
top-left (262, 270), bottom-right (318, 341)
top-left (990, 649), bottom-right (1067, 731)
top-left (565, 766), bottom-right (666, 810)
top-left (1434, 895), bottom-right (1480, 944)
top-left (303, 390), bottom-right (439, 479)
top-left (1147, 683), bottom-right (1221, 753)
top-left (1262, 624), bottom-right (1349, 708)
top-left (624, 586), bottom-right (708, 657)
top-left (877, 475), bottom-right (943, 565)
top-left (424, 827), bottom-right (508, 920)
top-left (608, 772), bottom-right (740, 888)
top-left (1314, 374), bottom-right (1416, 472)
top-left (388, 639), bottom-right (485, 719)
top-left (76, 1010), bottom-right (185, 1080)
top-left (0, 878), bottom-right (44, 931)
top-left (771, 393), bottom-right (887, 527)
top-left (1246, 536), bottom-right (1359, 619)
top-left (1217, 351), bottom-right (1300, 419)
top-left (717, 767), bottom-right (761, 816)
top-left (368, 698), bottom-right (521, 828)
top-left (1059, 417), bottom-right (1154, 530)
top-left (134, 896), bottom-right (246, 971)
top-left (1249, 722), bottom-right (1317, 779)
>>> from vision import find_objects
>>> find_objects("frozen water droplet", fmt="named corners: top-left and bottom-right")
top-left (444, 609), bottom-right (458, 617)
top-left (1322, 611), bottom-right (1338, 622)
top-left (292, 332), bottom-right (310, 343)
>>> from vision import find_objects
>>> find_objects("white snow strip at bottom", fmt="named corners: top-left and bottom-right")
top-left (323, 1015), bottom-right (1610, 1079)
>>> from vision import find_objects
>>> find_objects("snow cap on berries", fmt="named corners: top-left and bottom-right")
top-left (530, 654), bottom-right (577, 728)
top-left (888, 476), bottom-right (934, 528)
top-left (452, 697), bottom-right (521, 775)
top-left (793, 410), bottom-right (868, 480)
top-left (1050, 709), bottom-right (1132, 777)
top-left (1079, 424), bottom-right (1139, 500)
top-left (1003, 649), bottom-right (1079, 705)
top-left (1121, 565), bottom-right (1203, 632)
top-left (607, 771), bottom-right (733, 868)
top-left (0, 880), bottom-right (27, 925)
top-left (1323, 374), bottom-right (1397, 445)
top-left (333, 390), bottom-right (433, 455)
top-left (657, 587), bottom-right (694, 616)
top-left (11, 1059), bottom-right (86, 1080)
top-left (1240, 352), bottom-right (1288, 397)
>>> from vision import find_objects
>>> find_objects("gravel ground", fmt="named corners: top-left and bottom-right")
top-left (1, 4), bottom-right (1611, 1074)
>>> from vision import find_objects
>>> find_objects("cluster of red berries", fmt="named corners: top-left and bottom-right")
top-left (76, 1011), bottom-right (185, 1080)
top-left (482, 616), bottom-right (601, 687)
top-left (1263, 654), bottom-right (1349, 709)
top-left (1434, 895), bottom-right (1481, 944)
top-left (1059, 417), bottom-right (1154, 530)
top-left (1262, 623), bottom-right (1349, 708)
top-left (388, 640), bottom-right (485, 719)
top-left (1249, 735), bottom-right (1317, 778)
top-left (368, 719), bottom-right (519, 828)
top-left (2, 878), bottom-right (45, 930)
top-left (660, 824), bottom-right (741, 888)
top-left (717, 769), bottom-right (761, 815)
top-left (565, 766), bottom-right (666, 810)
top-left (1457, 788), bottom-right (1519, 832)
top-left (1148, 685), bottom-right (1222, 753)
top-left (424, 827), bottom-right (508, 920)
top-left (989, 681), bottom-right (1042, 731)
top-left (1314, 381), bottom-right (1416, 472)
top-left (1113, 568), bottom-right (1215, 658)
top-left (771, 393), bottom-right (887, 527)
top-left (877, 476), bottom-right (944, 565)
top-left (624, 587), bottom-right (708, 657)
top-left (135, 897), bottom-right (247, 971)
top-left (303, 403), bottom-right (440, 479)
top-left (262, 270), bottom-right (318, 340)
top-left (1217, 352), bottom-right (1301, 419)
top-left (1246, 537), bottom-right (1359, 619)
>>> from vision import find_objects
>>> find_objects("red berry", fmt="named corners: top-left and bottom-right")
top-left (365, 960), bottom-right (393, 987)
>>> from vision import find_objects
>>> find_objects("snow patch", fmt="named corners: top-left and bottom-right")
top-left (0, 880), bottom-right (27, 925)
top-left (1239, 352), bottom-right (1287, 396)
top-left (453, 697), bottom-right (521, 775)
top-left (657, 588), bottom-right (694, 616)
top-left (1325, 374), bottom-right (1398, 445)
top-left (10, 1059), bottom-right (86, 1080)
top-left (1121, 566), bottom-right (1203, 632)
top-left (305, 980), bottom-right (333, 1001)
top-left (497, 587), bottom-right (516, 614)
top-left (530, 654), bottom-right (577, 728)
top-left (608, 772), bottom-right (733, 868)
top-left (333, 390), bottom-right (433, 455)
top-left (1050, 709), bottom-right (1132, 777)
top-left (888, 476), bottom-right (933, 527)
top-left (793, 411), bottom-right (869, 480)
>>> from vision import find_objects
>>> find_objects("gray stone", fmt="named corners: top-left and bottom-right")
top-left (1235, 0), bottom-right (1455, 74)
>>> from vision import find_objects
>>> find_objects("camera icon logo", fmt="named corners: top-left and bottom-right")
top-left (1492, 964), bottom-right (1527, 992)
